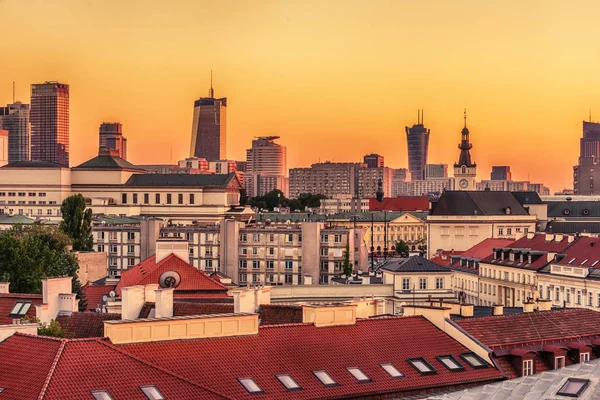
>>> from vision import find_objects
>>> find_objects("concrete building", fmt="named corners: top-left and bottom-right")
top-left (574, 121), bottom-right (600, 195)
top-left (98, 122), bottom-right (127, 160)
top-left (358, 166), bottom-right (394, 198)
top-left (363, 153), bottom-right (384, 168)
top-left (30, 81), bottom-right (70, 167)
top-left (395, 178), bottom-right (455, 197)
top-left (0, 130), bottom-right (7, 166)
top-left (189, 80), bottom-right (226, 161)
top-left (245, 136), bottom-right (287, 197)
top-left (425, 164), bottom-right (448, 179)
top-left (209, 159), bottom-right (237, 174)
top-left (476, 180), bottom-right (550, 195)
top-left (245, 173), bottom-right (288, 198)
top-left (177, 156), bottom-right (210, 171)
top-left (289, 162), bottom-right (362, 198)
top-left (0, 102), bottom-right (30, 163)
top-left (491, 166), bottom-right (511, 180)
top-left (405, 110), bottom-right (430, 180)
top-left (453, 113), bottom-right (477, 191)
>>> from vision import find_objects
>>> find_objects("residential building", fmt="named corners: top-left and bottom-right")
top-left (30, 81), bottom-right (70, 166)
top-left (395, 178), bottom-right (455, 197)
top-left (544, 199), bottom-right (600, 234)
top-left (425, 164), bottom-right (448, 179)
top-left (0, 130), bottom-right (6, 166)
top-left (358, 166), bottom-right (394, 198)
top-left (209, 159), bottom-right (237, 174)
top-left (427, 191), bottom-right (537, 258)
top-left (405, 110), bottom-right (430, 180)
top-left (0, 102), bottom-right (30, 163)
top-left (453, 113), bottom-right (477, 191)
top-left (476, 180), bottom-right (550, 195)
top-left (189, 81), bottom-right (226, 161)
top-left (490, 166), bottom-right (511, 180)
top-left (289, 162), bottom-right (362, 199)
top-left (391, 168), bottom-right (408, 197)
top-left (574, 121), bottom-right (600, 195)
top-left (177, 156), bottom-right (210, 171)
top-left (98, 122), bottom-right (127, 160)
top-left (319, 194), bottom-right (369, 214)
top-left (245, 136), bottom-right (287, 197)
top-left (245, 173), bottom-right (288, 198)
top-left (528, 182), bottom-right (550, 195)
top-left (363, 153), bottom-right (384, 168)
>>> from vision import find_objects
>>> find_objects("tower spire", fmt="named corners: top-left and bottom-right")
top-left (208, 70), bottom-right (214, 98)
top-left (463, 108), bottom-right (467, 128)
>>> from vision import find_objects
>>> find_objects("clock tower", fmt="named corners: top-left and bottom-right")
top-left (453, 110), bottom-right (477, 191)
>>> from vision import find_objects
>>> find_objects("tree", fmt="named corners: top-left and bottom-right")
top-left (239, 188), bottom-right (249, 206)
top-left (60, 194), bottom-right (93, 252)
top-left (22, 316), bottom-right (65, 338)
top-left (0, 225), bottom-right (87, 311)
top-left (342, 243), bottom-right (352, 277)
top-left (248, 191), bottom-right (327, 212)
top-left (395, 240), bottom-right (409, 255)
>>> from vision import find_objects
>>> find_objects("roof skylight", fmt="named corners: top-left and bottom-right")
top-left (347, 367), bottom-right (371, 382)
top-left (313, 370), bottom-right (337, 387)
top-left (91, 390), bottom-right (114, 400)
top-left (460, 352), bottom-right (488, 369)
top-left (276, 374), bottom-right (301, 391)
top-left (381, 363), bottom-right (404, 378)
top-left (581, 259), bottom-right (589, 265)
top-left (593, 260), bottom-right (599, 267)
top-left (557, 378), bottom-right (590, 397)
top-left (8, 301), bottom-right (31, 317)
top-left (568, 258), bottom-right (576, 264)
top-left (238, 378), bottom-right (264, 394)
top-left (437, 355), bottom-right (465, 371)
top-left (140, 385), bottom-right (165, 400)
top-left (407, 358), bottom-right (436, 375)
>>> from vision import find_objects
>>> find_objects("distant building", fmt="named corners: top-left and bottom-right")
top-left (30, 82), bottom-right (70, 166)
top-left (477, 180), bottom-right (549, 195)
top-left (491, 166), bottom-right (511, 180)
top-left (189, 80), bottom-right (226, 161)
top-left (289, 162), bottom-right (362, 199)
top-left (0, 130), bottom-right (7, 166)
top-left (425, 164), bottom-right (448, 179)
top-left (235, 160), bottom-right (247, 172)
top-left (391, 168), bottom-right (408, 197)
top-left (574, 121), bottom-right (600, 195)
top-left (357, 166), bottom-right (394, 198)
top-left (99, 122), bottom-right (127, 160)
top-left (405, 110), bottom-right (430, 180)
top-left (395, 178), bottom-right (455, 197)
top-left (363, 153), bottom-right (384, 168)
top-left (245, 136), bottom-right (287, 197)
top-left (209, 159), bottom-right (237, 174)
top-left (178, 157), bottom-right (210, 171)
top-left (0, 102), bottom-right (30, 163)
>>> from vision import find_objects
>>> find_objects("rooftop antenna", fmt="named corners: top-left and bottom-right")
top-left (591, 110), bottom-right (593, 123)
top-left (422, 109), bottom-right (424, 125)
top-left (464, 108), bottom-right (467, 128)
top-left (208, 70), bottom-right (214, 98)
top-left (12, 81), bottom-right (15, 103)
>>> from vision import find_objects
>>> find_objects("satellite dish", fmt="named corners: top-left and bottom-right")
top-left (109, 291), bottom-right (116, 298)
top-left (102, 295), bottom-right (108, 302)
top-left (159, 270), bottom-right (181, 288)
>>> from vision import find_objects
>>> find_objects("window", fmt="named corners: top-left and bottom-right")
top-left (566, 290), bottom-right (571, 303)
top-left (155, 193), bottom-right (160, 204)
top-left (268, 234), bottom-right (274, 242)
top-left (132, 193), bottom-right (138, 204)
top-left (97, 245), bottom-right (105, 252)
top-left (238, 378), bottom-right (264, 394)
top-left (334, 234), bottom-right (342, 243)
top-left (460, 353), bottom-right (488, 369)
top-left (381, 363), bottom-right (404, 378)
top-left (557, 378), bottom-right (590, 397)
top-left (127, 232), bottom-right (135, 241)
top-left (285, 261), bottom-right (293, 270)
top-left (267, 261), bottom-right (274, 269)
top-left (206, 259), bottom-right (213, 269)
top-left (581, 353), bottom-right (590, 363)
top-left (402, 278), bottom-right (410, 291)
top-left (287, 234), bottom-right (294, 243)
top-left (140, 386), bottom-right (165, 400)
top-left (419, 278), bottom-right (427, 290)
top-left (252, 260), bottom-right (260, 269)
top-left (252, 247), bottom-right (258, 255)
top-left (144, 193), bottom-right (149, 204)
top-left (239, 273), bottom-right (247, 282)
top-left (9, 301), bottom-right (31, 317)
top-left (240, 234), bottom-right (247, 242)
top-left (555, 356), bottom-right (565, 369)
top-left (166, 194), bottom-right (172, 204)
top-left (110, 245), bottom-right (118, 254)
top-left (321, 247), bottom-right (328, 256)
top-left (268, 247), bottom-right (274, 256)
top-left (507, 228), bottom-right (512, 235)
top-left (276, 374), bottom-right (301, 391)
top-left (320, 234), bottom-right (328, 243)
top-left (577, 290), bottom-right (582, 305)
top-left (285, 275), bottom-right (293, 284)
top-left (91, 391), bottom-right (114, 400)
top-left (178, 193), bottom-right (183, 204)
top-left (437, 355), bottom-right (464, 371)
top-left (407, 358), bottom-right (436, 375)
top-left (312, 370), bottom-right (337, 387)
top-left (435, 278), bottom-right (443, 289)
top-left (127, 245), bottom-right (135, 254)
top-left (189, 193), bottom-right (195, 204)
top-left (347, 367), bottom-right (371, 382)
top-left (498, 228), bottom-right (503, 235)
top-left (122, 193), bottom-right (127, 204)
top-left (239, 260), bottom-right (247, 269)
top-left (522, 359), bottom-right (533, 376)
top-left (589, 292), bottom-right (594, 306)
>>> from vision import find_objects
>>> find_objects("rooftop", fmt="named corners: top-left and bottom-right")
top-left (124, 173), bottom-right (238, 188)
top-left (73, 154), bottom-right (145, 171)
top-left (368, 197), bottom-right (430, 212)
top-left (1, 160), bottom-right (66, 169)
top-left (0, 293), bottom-right (42, 325)
top-left (511, 191), bottom-right (544, 205)
top-left (431, 191), bottom-right (530, 216)
top-left (381, 256), bottom-right (451, 273)
top-left (555, 236), bottom-right (600, 268)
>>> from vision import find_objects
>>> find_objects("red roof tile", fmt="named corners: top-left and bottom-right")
top-left (0, 293), bottom-right (42, 324)
top-left (556, 236), bottom-right (600, 267)
top-left (369, 197), bottom-right (429, 212)
top-left (0, 334), bottom-right (231, 400)
top-left (121, 316), bottom-right (503, 399)
top-left (459, 238), bottom-right (516, 260)
top-left (116, 254), bottom-right (228, 296)
top-left (431, 251), bottom-right (464, 266)
top-left (82, 282), bottom-right (116, 311)
top-left (55, 312), bottom-right (121, 338)
top-left (456, 309), bottom-right (600, 348)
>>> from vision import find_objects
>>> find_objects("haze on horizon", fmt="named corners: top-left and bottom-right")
top-left (1, 0), bottom-right (599, 193)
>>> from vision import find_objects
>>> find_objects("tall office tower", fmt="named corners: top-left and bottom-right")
top-left (424, 164), bottom-right (448, 179)
top-left (30, 82), bottom-right (70, 166)
top-left (0, 102), bottom-right (30, 163)
top-left (0, 130), bottom-right (7, 166)
top-left (574, 120), bottom-right (600, 195)
top-left (363, 153), bottom-right (384, 168)
top-left (405, 110), bottom-right (430, 181)
top-left (453, 110), bottom-right (477, 191)
top-left (189, 77), bottom-right (227, 161)
top-left (245, 136), bottom-right (288, 197)
top-left (491, 166), bottom-right (511, 180)
top-left (99, 122), bottom-right (127, 160)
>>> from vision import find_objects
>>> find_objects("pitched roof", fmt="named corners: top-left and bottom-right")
top-left (548, 201), bottom-right (600, 218)
top-left (511, 191), bottom-right (544, 205)
top-left (73, 154), bottom-right (145, 171)
top-left (381, 256), bottom-right (451, 273)
top-left (430, 250), bottom-right (465, 266)
top-left (0, 334), bottom-right (230, 400)
top-left (1, 160), bottom-right (65, 169)
top-left (0, 214), bottom-right (35, 225)
top-left (555, 236), bottom-right (600, 268)
top-left (431, 191), bottom-right (530, 216)
top-left (0, 293), bottom-right (42, 324)
top-left (55, 312), bottom-right (121, 338)
top-left (369, 197), bottom-right (430, 212)
top-left (455, 309), bottom-right (600, 348)
top-left (82, 282), bottom-right (116, 311)
top-left (124, 173), bottom-right (238, 188)
top-left (115, 254), bottom-right (228, 296)
top-left (120, 316), bottom-right (503, 400)
top-left (546, 220), bottom-right (600, 234)
top-left (448, 238), bottom-right (516, 274)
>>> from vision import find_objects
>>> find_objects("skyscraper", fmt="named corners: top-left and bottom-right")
top-left (30, 81), bottom-right (69, 166)
top-left (491, 166), bottom-right (511, 180)
top-left (405, 110), bottom-right (430, 181)
top-left (0, 102), bottom-right (30, 163)
top-left (189, 75), bottom-right (226, 161)
top-left (424, 164), bottom-right (448, 179)
top-left (99, 122), bottom-right (127, 160)
top-left (573, 120), bottom-right (600, 195)
top-left (579, 121), bottom-right (600, 158)
top-left (363, 154), bottom-right (384, 168)
top-left (453, 110), bottom-right (477, 191)
top-left (245, 136), bottom-right (287, 197)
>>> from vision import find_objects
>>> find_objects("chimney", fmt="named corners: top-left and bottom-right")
top-left (526, 232), bottom-right (535, 240)
top-left (492, 304), bottom-right (504, 316)
top-left (154, 288), bottom-right (174, 319)
top-left (233, 286), bottom-right (271, 314)
top-left (302, 303), bottom-right (357, 327)
top-left (568, 235), bottom-right (576, 243)
top-left (523, 302), bottom-right (535, 313)
top-left (544, 234), bottom-right (553, 242)
top-left (536, 299), bottom-right (552, 311)
top-left (36, 277), bottom-right (79, 325)
top-left (555, 234), bottom-right (564, 242)
top-left (0, 282), bottom-right (9, 294)
top-left (121, 284), bottom-right (159, 320)
top-left (155, 238), bottom-right (189, 264)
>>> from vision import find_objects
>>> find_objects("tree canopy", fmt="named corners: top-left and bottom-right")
top-left (249, 190), bottom-right (327, 211)
top-left (60, 194), bottom-right (93, 252)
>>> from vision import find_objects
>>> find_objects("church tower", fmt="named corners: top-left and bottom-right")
top-left (453, 110), bottom-right (477, 190)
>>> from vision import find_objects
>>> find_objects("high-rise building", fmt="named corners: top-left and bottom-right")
top-left (245, 136), bottom-right (287, 197)
top-left (363, 153), bottom-right (384, 168)
top-left (574, 121), bottom-right (600, 195)
top-left (0, 102), bottom-right (30, 163)
top-left (357, 167), bottom-right (394, 198)
top-left (189, 77), bottom-right (226, 161)
top-left (99, 122), bottom-right (127, 160)
top-left (0, 130), bottom-right (7, 166)
top-left (405, 110), bottom-right (430, 181)
top-left (491, 166), bottom-right (511, 180)
top-left (424, 164), bottom-right (448, 179)
top-left (289, 162), bottom-right (362, 199)
top-left (30, 81), bottom-right (70, 166)
top-left (453, 111), bottom-right (477, 191)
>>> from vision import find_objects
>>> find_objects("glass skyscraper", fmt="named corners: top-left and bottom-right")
top-left (405, 110), bottom-right (430, 181)
top-left (0, 102), bottom-right (30, 163)
top-left (189, 84), bottom-right (226, 161)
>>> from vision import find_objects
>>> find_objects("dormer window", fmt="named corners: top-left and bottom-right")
top-left (519, 254), bottom-right (524, 263)
top-left (528, 254), bottom-right (532, 264)
top-left (509, 253), bottom-right (515, 262)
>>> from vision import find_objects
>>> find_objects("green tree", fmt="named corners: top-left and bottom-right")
top-left (0, 225), bottom-right (87, 311)
top-left (395, 240), bottom-right (409, 254)
top-left (342, 243), bottom-right (352, 277)
top-left (22, 316), bottom-right (65, 338)
top-left (60, 194), bottom-right (93, 252)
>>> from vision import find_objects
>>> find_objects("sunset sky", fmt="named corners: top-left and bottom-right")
top-left (2, 0), bottom-right (600, 192)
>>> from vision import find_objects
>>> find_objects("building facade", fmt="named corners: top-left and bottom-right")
top-left (394, 178), bottom-right (455, 197)
top-left (0, 102), bottom-right (30, 163)
top-left (189, 84), bottom-right (226, 161)
top-left (363, 153), bottom-right (384, 168)
top-left (0, 130), bottom-right (6, 166)
top-left (245, 136), bottom-right (287, 197)
top-left (30, 82), bottom-right (70, 167)
top-left (425, 164), bottom-right (448, 179)
top-left (405, 110), bottom-right (430, 181)
top-left (357, 167), bottom-right (394, 198)
top-left (99, 122), bottom-right (127, 160)
top-left (491, 166), bottom-right (511, 180)
top-left (289, 162), bottom-right (362, 198)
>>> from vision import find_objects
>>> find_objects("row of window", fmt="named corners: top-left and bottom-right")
top-left (0, 208), bottom-right (58, 216)
top-left (497, 227), bottom-right (529, 235)
top-left (92, 385), bottom-right (164, 400)
top-left (481, 268), bottom-right (535, 284)
top-left (121, 193), bottom-right (196, 205)
top-left (97, 244), bottom-right (137, 254)
top-left (239, 273), bottom-right (295, 284)
top-left (0, 192), bottom-right (47, 197)
top-left (540, 285), bottom-right (600, 308)
top-left (97, 232), bottom-right (136, 241)
top-left (0, 200), bottom-right (54, 205)
top-left (240, 260), bottom-right (296, 270)
top-left (402, 277), bottom-right (445, 290)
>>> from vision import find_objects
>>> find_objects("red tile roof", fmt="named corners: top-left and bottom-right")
top-left (0, 334), bottom-right (231, 400)
top-left (0, 293), bottom-right (42, 324)
top-left (456, 309), bottom-right (600, 348)
top-left (138, 302), bottom-right (235, 319)
top-left (55, 312), bottom-right (121, 338)
top-left (369, 197), bottom-right (429, 212)
top-left (556, 236), bottom-right (600, 267)
top-left (82, 282), bottom-right (116, 311)
top-left (116, 254), bottom-right (228, 297)
top-left (121, 316), bottom-right (503, 399)
top-left (448, 239), bottom-right (516, 274)
top-left (431, 251), bottom-right (464, 266)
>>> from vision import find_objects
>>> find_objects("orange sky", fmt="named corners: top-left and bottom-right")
top-left (2, 0), bottom-right (600, 193)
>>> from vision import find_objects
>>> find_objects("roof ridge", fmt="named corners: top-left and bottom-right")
top-left (94, 339), bottom-right (233, 399)
top-left (37, 338), bottom-right (67, 399)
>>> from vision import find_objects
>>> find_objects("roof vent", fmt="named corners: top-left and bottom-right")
top-left (591, 242), bottom-right (596, 248)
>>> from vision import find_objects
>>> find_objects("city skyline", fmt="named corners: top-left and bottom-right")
top-left (2, 1), bottom-right (600, 191)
